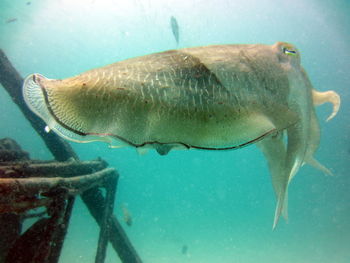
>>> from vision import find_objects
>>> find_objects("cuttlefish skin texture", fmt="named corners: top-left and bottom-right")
top-left (23, 42), bottom-right (340, 228)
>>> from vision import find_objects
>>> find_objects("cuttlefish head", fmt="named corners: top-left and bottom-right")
top-left (259, 42), bottom-right (341, 229)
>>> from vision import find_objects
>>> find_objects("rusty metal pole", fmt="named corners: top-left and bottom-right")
top-left (95, 175), bottom-right (117, 263)
top-left (0, 49), bottom-right (142, 263)
top-left (47, 196), bottom-right (75, 263)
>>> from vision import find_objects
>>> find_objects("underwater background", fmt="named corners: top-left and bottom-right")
top-left (0, 0), bottom-right (349, 262)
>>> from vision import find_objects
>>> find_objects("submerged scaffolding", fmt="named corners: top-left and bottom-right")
top-left (0, 50), bottom-right (142, 262)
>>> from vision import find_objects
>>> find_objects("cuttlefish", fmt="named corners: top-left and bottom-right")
top-left (22, 42), bottom-right (340, 228)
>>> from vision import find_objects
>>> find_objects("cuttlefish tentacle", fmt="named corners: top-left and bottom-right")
top-left (312, 89), bottom-right (341, 121)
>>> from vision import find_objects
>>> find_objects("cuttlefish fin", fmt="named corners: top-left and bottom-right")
top-left (257, 132), bottom-right (289, 229)
top-left (312, 89), bottom-right (341, 121)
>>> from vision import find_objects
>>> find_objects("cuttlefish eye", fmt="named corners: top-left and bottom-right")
top-left (282, 47), bottom-right (297, 56)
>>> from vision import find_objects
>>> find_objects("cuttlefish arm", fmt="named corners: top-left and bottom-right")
top-left (257, 122), bottom-right (309, 229)
top-left (304, 108), bottom-right (334, 176)
top-left (263, 121), bottom-right (309, 229)
top-left (270, 88), bottom-right (341, 227)
top-left (303, 89), bottom-right (340, 175)
top-left (256, 132), bottom-right (289, 228)
top-left (312, 89), bottom-right (340, 121)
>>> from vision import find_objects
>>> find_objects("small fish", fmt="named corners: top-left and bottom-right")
top-left (181, 245), bottom-right (188, 255)
top-left (6, 18), bottom-right (17, 24)
top-left (121, 204), bottom-right (132, 226)
top-left (170, 16), bottom-right (179, 45)
top-left (26, 2), bottom-right (31, 5)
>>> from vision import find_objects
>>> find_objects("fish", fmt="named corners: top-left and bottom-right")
top-left (181, 244), bottom-right (188, 255)
top-left (22, 42), bottom-right (340, 228)
top-left (170, 16), bottom-right (179, 45)
top-left (5, 18), bottom-right (17, 24)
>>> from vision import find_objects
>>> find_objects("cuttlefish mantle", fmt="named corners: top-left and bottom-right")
top-left (22, 42), bottom-right (340, 228)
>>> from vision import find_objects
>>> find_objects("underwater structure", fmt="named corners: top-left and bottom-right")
top-left (0, 50), bottom-right (142, 263)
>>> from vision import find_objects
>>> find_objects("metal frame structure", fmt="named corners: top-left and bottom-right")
top-left (0, 50), bottom-right (142, 263)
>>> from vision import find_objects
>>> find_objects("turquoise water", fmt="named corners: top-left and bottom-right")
top-left (0, 0), bottom-right (349, 262)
